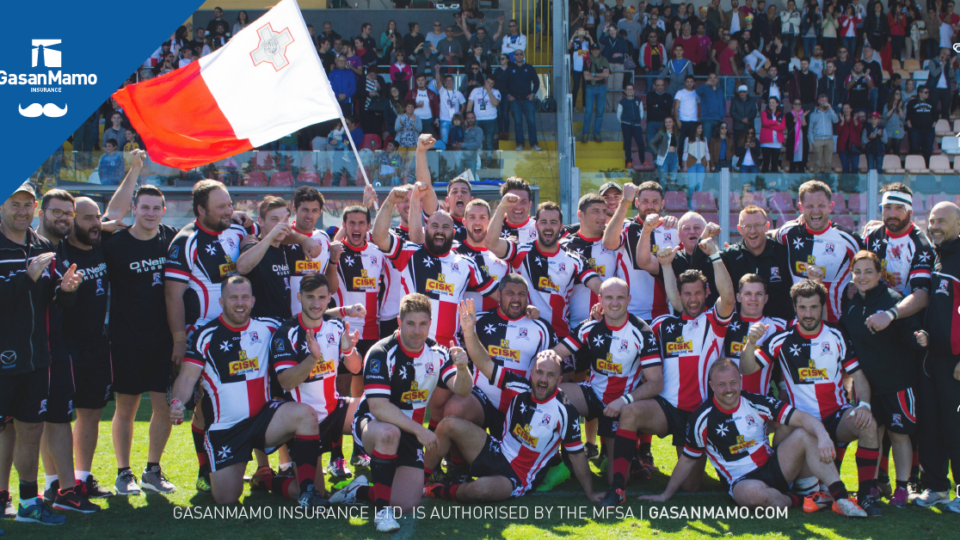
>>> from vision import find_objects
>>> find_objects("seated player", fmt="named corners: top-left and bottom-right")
top-left (421, 300), bottom-right (599, 504)
top-left (168, 276), bottom-right (328, 507)
top-left (348, 294), bottom-right (473, 532)
top-left (551, 278), bottom-right (663, 484)
top-left (639, 359), bottom-right (867, 518)
top-left (268, 274), bottom-right (363, 496)
top-left (740, 280), bottom-right (882, 516)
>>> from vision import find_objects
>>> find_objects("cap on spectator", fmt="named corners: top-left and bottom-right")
top-left (737, 85), bottom-right (748, 92)
top-left (590, 43), bottom-right (601, 50)
top-left (699, 6), bottom-right (707, 11)
top-left (627, 6), bottom-right (636, 12)
top-left (599, 182), bottom-right (622, 196)
top-left (870, 111), bottom-right (881, 118)
top-left (745, 14), bottom-right (753, 21)
top-left (11, 181), bottom-right (37, 200)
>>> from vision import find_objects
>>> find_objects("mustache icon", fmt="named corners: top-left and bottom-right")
top-left (19, 103), bottom-right (68, 118)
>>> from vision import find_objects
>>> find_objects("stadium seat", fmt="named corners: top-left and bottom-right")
top-left (269, 171), bottom-right (295, 186)
top-left (299, 151), bottom-right (316, 172)
top-left (691, 192), bottom-right (717, 211)
top-left (913, 193), bottom-right (928, 214)
top-left (321, 171), bottom-right (333, 186)
top-left (832, 153), bottom-right (843, 173)
top-left (847, 193), bottom-right (867, 216)
top-left (936, 119), bottom-right (954, 138)
top-left (702, 213), bottom-right (719, 226)
top-left (904, 59), bottom-right (921, 71)
top-left (297, 171), bottom-right (320, 184)
top-left (742, 191), bottom-right (768, 210)
top-left (831, 193), bottom-right (850, 214)
top-left (768, 191), bottom-right (795, 213)
top-left (858, 155), bottom-right (868, 173)
top-left (244, 171), bottom-right (268, 186)
top-left (954, 156), bottom-right (960, 174)
top-left (913, 70), bottom-right (929, 81)
top-left (361, 134), bottom-right (382, 151)
top-left (663, 191), bottom-right (688, 212)
top-left (929, 155), bottom-right (955, 174)
top-left (729, 192), bottom-right (744, 212)
top-left (251, 152), bottom-right (275, 171)
top-left (905, 155), bottom-right (930, 173)
top-left (881, 155), bottom-right (905, 173)
top-left (835, 215), bottom-right (856, 230)
top-left (928, 194), bottom-right (951, 209)
top-left (943, 177), bottom-right (960, 193)
top-left (912, 175), bottom-right (939, 194)
top-left (954, 120), bottom-right (960, 134)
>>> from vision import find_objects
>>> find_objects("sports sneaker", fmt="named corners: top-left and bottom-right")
top-left (326, 458), bottom-right (352, 480)
top-left (277, 465), bottom-right (294, 477)
top-left (598, 487), bottom-right (626, 508)
top-left (297, 487), bottom-right (330, 508)
top-left (625, 161), bottom-right (633, 169)
top-left (802, 492), bottom-right (833, 513)
top-left (115, 470), bottom-right (140, 496)
top-left (907, 477), bottom-right (922, 497)
top-left (82, 475), bottom-right (113, 498)
top-left (593, 135), bottom-right (602, 143)
top-left (195, 474), bottom-right (212, 493)
top-left (330, 475), bottom-right (368, 506)
top-left (585, 442), bottom-right (602, 466)
top-left (534, 462), bottom-right (570, 492)
top-left (857, 495), bottom-right (883, 517)
top-left (249, 466), bottom-right (274, 492)
top-left (423, 482), bottom-right (447, 499)
top-left (15, 499), bottom-right (66, 525)
top-left (944, 497), bottom-right (960, 514)
top-left (515, 145), bottom-right (524, 151)
top-left (631, 456), bottom-right (656, 481)
top-left (579, 133), bottom-right (588, 144)
top-left (832, 497), bottom-right (867, 518)
top-left (889, 487), bottom-right (909, 508)
top-left (532, 145), bottom-right (542, 151)
top-left (350, 453), bottom-right (371, 470)
top-left (42, 480), bottom-right (59, 503)
top-left (140, 466), bottom-right (176, 494)
top-left (374, 508), bottom-right (400, 532)
top-left (910, 489), bottom-right (949, 506)
top-left (52, 487), bottom-right (100, 514)
top-left (0, 490), bottom-right (14, 519)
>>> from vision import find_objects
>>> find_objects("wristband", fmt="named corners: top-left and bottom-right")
top-left (170, 398), bottom-right (182, 408)
top-left (707, 253), bottom-right (722, 264)
top-left (172, 331), bottom-right (187, 342)
top-left (856, 401), bottom-right (871, 410)
top-left (342, 347), bottom-right (356, 357)
top-left (338, 307), bottom-right (348, 317)
top-left (887, 307), bottom-right (899, 320)
top-left (621, 394), bottom-right (634, 405)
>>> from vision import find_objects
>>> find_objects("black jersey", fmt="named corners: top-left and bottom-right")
top-left (102, 224), bottom-right (178, 346)
top-left (61, 242), bottom-right (108, 342)
top-left (241, 241), bottom-right (292, 321)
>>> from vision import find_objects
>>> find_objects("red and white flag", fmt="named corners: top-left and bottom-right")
top-left (113, 0), bottom-right (341, 170)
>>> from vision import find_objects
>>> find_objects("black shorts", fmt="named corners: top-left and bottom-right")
top-left (68, 338), bottom-right (114, 410)
top-left (472, 387), bottom-right (506, 437)
top-left (0, 368), bottom-right (50, 425)
top-left (46, 355), bottom-right (75, 424)
top-left (111, 341), bottom-right (174, 396)
top-left (205, 400), bottom-right (283, 472)
top-left (317, 397), bottom-right (351, 454)
top-left (379, 318), bottom-right (398, 339)
top-left (469, 435), bottom-right (526, 498)
top-left (820, 405), bottom-right (852, 446)
top-left (654, 395), bottom-right (692, 447)
top-left (578, 382), bottom-right (620, 438)
top-left (730, 447), bottom-right (790, 497)
top-left (352, 399), bottom-right (424, 469)
top-left (339, 339), bottom-right (377, 375)
top-left (872, 388), bottom-right (917, 435)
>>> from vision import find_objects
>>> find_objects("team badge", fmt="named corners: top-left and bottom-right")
top-left (424, 361), bottom-right (435, 376)
top-left (226, 237), bottom-right (236, 249)
top-left (370, 359), bottom-right (381, 373)
top-left (518, 328), bottom-right (529, 340)
top-left (891, 413), bottom-right (902, 427)
top-left (937, 280), bottom-right (950, 295)
top-left (371, 256), bottom-right (378, 266)
top-left (663, 232), bottom-right (672, 242)
top-left (820, 342), bottom-right (831, 354)
top-left (619, 340), bottom-right (629, 352)
top-left (169, 245), bottom-right (180, 259)
top-left (250, 331), bottom-right (260, 344)
top-left (745, 415), bottom-right (756, 428)
top-left (152, 272), bottom-right (162, 286)
top-left (769, 267), bottom-right (781, 282)
top-left (824, 243), bottom-right (835, 255)
top-left (452, 263), bottom-right (459, 273)
top-left (558, 262), bottom-right (566, 273)
top-left (326, 333), bottom-right (336, 345)
top-left (274, 338), bottom-right (285, 352)
top-left (540, 414), bottom-right (552, 426)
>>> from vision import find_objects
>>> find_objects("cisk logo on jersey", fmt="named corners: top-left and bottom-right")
top-left (588, 258), bottom-right (605, 276)
top-left (729, 434), bottom-right (756, 454)
top-left (229, 350), bottom-right (260, 376)
top-left (295, 259), bottom-right (324, 273)
top-left (401, 381), bottom-right (429, 404)
top-left (309, 354), bottom-right (335, 378)
top-left (219, 253), bottom-right (237, 277)
top-left (512, 423), bottom-right (540, 448)
top-left (597, 353), bottom-right (623, 375)
top-left (426, 273), bottom-right (455, 295)
top-left (666, 337), bottom-right (693, 355)
top-left (798, 359), bottom-right (828, 382)
top-left (489, 340), bottom-right (520, 361)
top-left (730, 338), bottom-right (749, 356)
top-left (538, 276), bottom-right (559, 292)
top-left (353, 268), bottom-right (377, 290)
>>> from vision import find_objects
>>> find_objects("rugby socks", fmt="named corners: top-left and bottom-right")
top-left (293, 434), bottom-right (321, 496)
top-left (911, 438), bottom-right (921, 479)
top-left (425, 482), bottom-right (460, 501)
top-left (192, 425), bottom-right (210, 477)
top-left (270, 476), bottom-right (296, 499)
top-left (855, 446), bottom-right (880, 497)
top-left (330, 438), bottom-right (344, 461)
top-left (833, 446), bottom-right (846, 474)
top-left (428, 418), bottom-right (439, 433)
top-left (19, 481), bottom-right (38, 504)
top-left (878, 436), bottom-right (891, 484)
top-left (611, 429), bottom-right (638, 490)
top-left (828, 481), bottom-right (850, 501)
top-left (793, 476), bottom-right (819, 496)
top-left (370, 450), bottom-right (398, 512)
top-left (639, 434), bottom-right (653, 458)
top-left (786, 493), bottom-right (802, 508)
top-left (449, 455), bottom-right (467, 471)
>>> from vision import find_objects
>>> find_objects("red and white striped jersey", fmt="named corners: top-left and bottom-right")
top-left (682, 392), bottom-right (796, 484)
top-left (269, 314), bottom-right (345, 421)
top-left (471, 310), bottom-right (558, 412)
top-left (775, 220), bottom-right (862, 323)
top-left (560, 231), bottom-right (619, 328)
top-left (488, 365), bottom-right (584, 491)
top-left (722, 313), bottom-right (787, 395)
top-left (456, 243), bottom-right (509, 313)
top-left (562, 315), bottom-right (662, 404)
top-left (379, 226), bottom-right (410, 321)
top-left (502, 242), bottom-right (599, 339)
top-left (360, 333), bottom-right (456, 423)
top-left (863, 222), bottom-right (934, 296)
top-left (754, 323), bottom-right (859, 420)
top-left (335, 241), bottom-right (386, 341)
top-left (183, 315), bottom-right (280, 431)
top-left (164, 221), bottom-right (248, 333)
top-left (613, 219), bottom-right (681, 321)
top-left (652, 308), bottom-right (732, 412)
top-left (385, 234), bottom-right (497, 347)
top-left (285, 224), bottom-right (331, 316)
top-left (501, 216), bottom-right (539, 245)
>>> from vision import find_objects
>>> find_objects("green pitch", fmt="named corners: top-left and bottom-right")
top-left (3, 397), bottom-right (956, 539)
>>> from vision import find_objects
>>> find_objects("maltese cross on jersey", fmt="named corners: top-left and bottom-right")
top-left (250, 23), bottom-right (295, 71)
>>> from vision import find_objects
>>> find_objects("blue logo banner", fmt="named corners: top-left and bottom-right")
top-left (0, 0), bottom-right (204, 198)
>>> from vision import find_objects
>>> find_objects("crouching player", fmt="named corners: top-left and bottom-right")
top-left (640, 359), bottom-right (867, 517)
top-left (168, 276), bottom-right (328, 507)
top-left (421, 299), bottom-right (600, 504)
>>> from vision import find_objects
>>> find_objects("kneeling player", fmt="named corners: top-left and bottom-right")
top-left (551, 278), bottom-right (663, 484)
top-left (639, 359), bottom-right (867, 517)
top-left (168, 276), bottom-right (328, 507)
top-left (422, 300), bottom-right (598, 504)
top-left (349, 294), bottom-right (473, 532)
top-left (269, 274), bottom-right (363, 496)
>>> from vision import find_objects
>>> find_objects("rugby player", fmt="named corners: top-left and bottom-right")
top-left (639, 359), bottom-right (868, 517)
top-left (455, 199), bottom-right (509, 313)
top-left (721, 274), bottom-right (787, 396)
top-left (286, 186), bottom-right (339, 317)
top-left (740, 280), bottom-right (883, 516)
top-left (169, 276), bottom-right (328, 507)
top-left (561, 181), bottom-right (624, 237)
top-left (498, 178), bottom-right (538, 244)
top-left (560, 194), bottom-right (619, 331)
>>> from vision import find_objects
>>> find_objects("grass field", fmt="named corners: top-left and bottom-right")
top-left (3, 396), bottom-right (956, 539)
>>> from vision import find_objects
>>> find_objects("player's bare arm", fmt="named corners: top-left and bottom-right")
top-left (484, 194), bottom-right (518, 258)
top-left (169, 362), bottom-right (203, 425)
top-left (103, 148), bottom-right (146, 222)
top-left (236, 222), bottom-right (291, 275)
top-left (638, 454), bottom-right (699, 502)
top-left (165, 280), bottom-right (189, 366)
top-left (458, 299), bottom-right (496, 379)
top-left (739, 322), bottom-right (769, 376)
top-left (325, 241), bottom-right (342, 293)
top-left (409, 181), bottom-right (427, 245)
top-left (416, 134), bottom-right (440, 215)
top-left (658, 244), bottom-right (684, 313)
top-left (339, 321), bottom-right (362, 374)
top-left (785, 409), bottom-right (837, 464)
top-left (637, 213), bottom-right (666, 274)
top-left (604, 365), bottom-right (663, 417)
top-left (567, 450), bottom-right (601, 502)
top-left (368, 398), bottom-right (439, 452)
top-left (703, 236), bottom-right (735, 319)
top-left (371, 186), bottom-right (411, 252)
top-left (602, 182), bottom-right (637, 251)
top-left (446, 347), bottom-right (474, 398)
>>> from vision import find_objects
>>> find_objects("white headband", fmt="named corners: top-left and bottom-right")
top-left (880, 191), bottom-right (912, 212)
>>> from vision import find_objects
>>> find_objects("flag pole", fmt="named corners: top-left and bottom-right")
top-left (336, 109), bottom-right (379, 210)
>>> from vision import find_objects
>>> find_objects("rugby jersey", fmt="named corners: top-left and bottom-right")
top-left (722, 313), bottom-right (786, 395)
top-left (560, 231), bottom-right (620, 328)
top-left (754, 323), bottom-right (859, 420)
top-left (682, 392), bottom-right (795, 485)
top-left (335, 240), bottom-right (386, 340)
top-left (562, 315), bottom-right (662, 404)
top-left (613, 219), bottom-right (680, 321)
top-left (270, 314), bottom-right (346, 421)
top-left (285, 223), bottom-right (331, 315)
top-left (183, 315), bottom-right (280, 431)
top-left (862, 222), bottom-right (934, 295)
top-left (501, 217), bottom-right (539, 245)
top-left (776, 220), bottom-right (862, 323)
top-left (456, 243), bottom-right (509, 313)
top-left (379, 225), bottom-right (410, 322)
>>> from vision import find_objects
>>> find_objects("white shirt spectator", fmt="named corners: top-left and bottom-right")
top-left (414, 89), bottom-right (433, 119)
top-left (674, 88), bottom-right (699, 121)
top-left (469, 87), bottom-right (501, 121)
top-left (502, 33), bottom-right (527, 55)
top-left (438, 88), bottom-right (466, 121)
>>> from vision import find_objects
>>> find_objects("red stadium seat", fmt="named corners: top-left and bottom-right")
top-left (361, 134), bottom-right (382, 151)
top-left (768, 191), bottom-right (795, 213)
top-left (912, 193), bottom-right (927, 214)
top-left (742, 191), bottom-right (768, 210)
top-left (835, 215), bottom-right (856, 230)
top-left (244, 171), bottom-right (268, 186)
top-left (846, 193), bottom-right (867, 216)
top-left (928, 194), bottom-right (950, 209)
top-left (728, 192), bottom-right (744, 213)
top-left (321, 171), bottom-right (333, 186)
top-left (269, 171), bottom-right (295, 187)
top-left (297, 171), bottom-right (321, 184)
top-left (691, 192), bottom-right (717, 211)
top-left (251, 152), bottom-right (275, 171)
top-left (663, 191), bottom-right (688, 212)
top-left (831, 193), bottom-right (849, 214)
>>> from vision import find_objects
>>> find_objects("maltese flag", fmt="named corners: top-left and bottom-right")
top-left (113, 0), bottom-right (341, 170)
